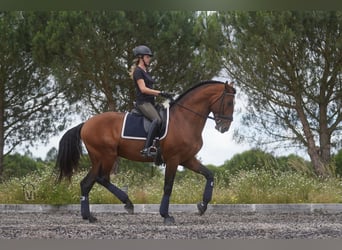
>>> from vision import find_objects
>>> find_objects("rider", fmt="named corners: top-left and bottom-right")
top-left (129, 45), bottom-right (172, 157)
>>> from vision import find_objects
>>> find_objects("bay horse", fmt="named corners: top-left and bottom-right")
top-left (56, 80), bottom-right (235, 224)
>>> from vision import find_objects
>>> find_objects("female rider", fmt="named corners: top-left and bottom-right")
top-left (129, 45), bottom-right (172, 157)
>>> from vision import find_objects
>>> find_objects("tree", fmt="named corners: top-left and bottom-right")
top-left (2, 153), bottom-right (43, 179)
top-left (40, 11), bottom-right (224, 116)
top-left (219, 11), bottom-right (342, 176)
top-left (334, 149), bottom-right (342, 177)
top-left (45, 147), bottom-right (57, 162)
top-left (0, 12), bottom-right (70, 176)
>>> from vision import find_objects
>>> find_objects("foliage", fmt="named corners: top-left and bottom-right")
top-left (0, 11), bottom-right (73, 176)
top-left (1, 153), bottom-right (45, 180)
top-left (226, 169), bottom-right (342, 204)
top-left (334, 149), bottom-right (342, 177)
top-left (221, 149), bottom-right (280, 174)
top-left (45, 147), bottom-right (58, 162)
top-left (219, 149), bottom-right (314, 180)
top-left (219, 11), bottom-right (342, 176)
top-left (36, 11), bottom-right (224, 116)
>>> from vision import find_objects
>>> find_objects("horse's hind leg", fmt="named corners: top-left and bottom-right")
top-left (80, 170), bottom-right (98, 223)
top-left (96, 156), bottom-right (134, 214)
top-left (96, 175), bottom-right (134, 214)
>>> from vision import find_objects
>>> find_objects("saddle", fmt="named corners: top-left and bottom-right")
top-left (121, 105), bottom-right (169, 166)
top-left (121, 105), bottom-right (169, 140)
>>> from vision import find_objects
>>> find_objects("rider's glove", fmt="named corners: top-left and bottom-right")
top-left (159, 92), bottom-right (173, 100)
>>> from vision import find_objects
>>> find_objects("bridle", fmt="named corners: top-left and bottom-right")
top-left (210, 90), bottom-right (235, 122)
top-left (174, 86), bottom-right (235, 122)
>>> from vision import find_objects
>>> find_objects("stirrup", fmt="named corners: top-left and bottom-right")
top-left (140, 146), bottom-right (158, 158)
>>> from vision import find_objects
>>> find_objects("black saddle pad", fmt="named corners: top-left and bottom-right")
top-left (121, 108), bottom-right (169, 140)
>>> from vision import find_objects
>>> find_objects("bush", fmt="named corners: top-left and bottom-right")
top-left (226, 169), bottom-right (342, 204)
top-left (221, 149), bottom-right (279, 176)
top-left (219, 149), bottom-right (315, 184)
top-left (1, 157), bottom-right (342, 205)
top-left (2, 153), bottom-right (45, 179)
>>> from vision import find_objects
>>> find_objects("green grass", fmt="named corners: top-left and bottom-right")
top-left (1, 165), bottom-right (342, 205)
top-left (222, 169), bottom-right (342, 204)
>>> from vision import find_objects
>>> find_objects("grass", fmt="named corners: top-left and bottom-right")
top-left (1, 165), bottom-right (342, 205)
top-left (223, 169), bottom-right (342, 204)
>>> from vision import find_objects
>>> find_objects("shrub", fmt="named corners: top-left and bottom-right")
top-left (226, 169), bottom-right (342, 204)
top-left (2, 153), bottom-right (45, 179)
top-left (1, 160), bottom-right (342, 205)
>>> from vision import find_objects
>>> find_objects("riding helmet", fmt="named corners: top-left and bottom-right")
top-left (133, 45), bottom-right (153, 57)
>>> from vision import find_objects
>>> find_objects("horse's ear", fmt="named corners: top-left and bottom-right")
top-left (225, 81), bottom-right (234, 89)
top-left (225, 81), bottom-right (236, 94)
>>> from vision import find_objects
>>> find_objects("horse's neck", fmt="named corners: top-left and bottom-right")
top-left (171, 90), bottom-right (212, 131)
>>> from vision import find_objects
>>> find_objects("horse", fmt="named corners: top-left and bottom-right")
top-left (55, 80), bottom-right (236, 224)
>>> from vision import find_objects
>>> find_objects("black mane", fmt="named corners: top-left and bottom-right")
top-left (170, 80), bottom-right (225, 106)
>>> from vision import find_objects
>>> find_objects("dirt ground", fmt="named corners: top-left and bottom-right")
top-left (1, 211), bottom-right (342, 239)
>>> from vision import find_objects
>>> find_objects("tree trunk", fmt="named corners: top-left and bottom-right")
top-left (307, 146), bottom-right (329, 177)
top-left (295, 99), bottom-right (331, 177)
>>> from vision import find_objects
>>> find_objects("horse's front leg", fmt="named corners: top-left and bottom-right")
top-left (182, 158), bottom-right (214, 216)
top-left (159, 165), bottom-right (177, 224)
top-left (196, 164), bottom-right (214, 215)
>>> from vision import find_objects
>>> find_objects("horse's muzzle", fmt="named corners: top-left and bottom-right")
top-left (215, 120), bottom-right (231, 133)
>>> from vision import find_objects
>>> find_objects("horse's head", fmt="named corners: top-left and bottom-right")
top-left (210, 82), bottom-right (236, 133)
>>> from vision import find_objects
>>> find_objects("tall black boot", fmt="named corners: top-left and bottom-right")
top-left (141, 119), bottom-right (160, 157)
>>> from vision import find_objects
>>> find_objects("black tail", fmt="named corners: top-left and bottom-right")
top-left (55, 123), bottom-right (84, 182)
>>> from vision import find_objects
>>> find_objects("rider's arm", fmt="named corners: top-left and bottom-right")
top-left (136, 79), bottom-right (161, 96)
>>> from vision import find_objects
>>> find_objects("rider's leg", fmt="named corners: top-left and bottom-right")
top-left (141, 118), bottom-right (160, 157)
top-left (137, 102), bottom-right (162, 157)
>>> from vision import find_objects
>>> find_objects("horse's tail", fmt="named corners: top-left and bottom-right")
top-left (55, 123), bottom-right (84, 182)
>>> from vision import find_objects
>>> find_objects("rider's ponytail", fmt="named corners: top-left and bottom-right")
top-left (128, 58), bottom-right (139, 80)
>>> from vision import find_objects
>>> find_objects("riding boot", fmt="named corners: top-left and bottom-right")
top-left (141, 119), bottom-right (160, 157)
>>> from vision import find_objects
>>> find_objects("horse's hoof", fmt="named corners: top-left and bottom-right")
top-left (88, 214), bottom-right (97, 223)
top-left (197, 201), bottom-right (207, 216)
top-left (164, 216), bottom-right (175, 225)
top-left (82, 214), bottom-right (97, 223)
top-left (124, 203), bottom-right (134, 214)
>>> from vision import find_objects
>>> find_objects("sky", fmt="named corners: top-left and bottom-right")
top-left (197, 118), bottom-right (250, 165)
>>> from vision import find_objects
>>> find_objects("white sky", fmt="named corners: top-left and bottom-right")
top-left (198, 117), bottom-right (250, 165)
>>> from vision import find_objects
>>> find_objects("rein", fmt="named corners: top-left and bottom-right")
top-left (175, 102), bottom-right (217, 121)
top-left (173, 89), bottom-right (235, 122)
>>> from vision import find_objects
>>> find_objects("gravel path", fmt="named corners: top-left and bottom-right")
top-left (1, 211), bottom-right (342, 239)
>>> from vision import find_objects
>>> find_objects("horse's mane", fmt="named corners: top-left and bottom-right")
top-left (170, 80), bottom-right (225, 106)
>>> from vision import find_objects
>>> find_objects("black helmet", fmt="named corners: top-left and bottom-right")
top-left (133, 45), bottom-right (153, 57)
